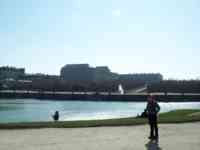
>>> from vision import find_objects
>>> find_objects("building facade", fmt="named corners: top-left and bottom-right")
top-left (60, 64), bottom-right (163, 84)
top-left (60, 64), bottom-right (117, 82)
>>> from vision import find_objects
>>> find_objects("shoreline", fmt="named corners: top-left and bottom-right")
top-left (1, 91), bottom-right (200, 102)
top-left (0, 109), bottom-right (199, 129)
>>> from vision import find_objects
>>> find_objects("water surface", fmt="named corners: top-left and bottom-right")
top-left (0, 99), bottom-right (200, 123)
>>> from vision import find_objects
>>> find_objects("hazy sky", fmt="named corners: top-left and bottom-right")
top-left (1, 0), bottom-right (200, 79)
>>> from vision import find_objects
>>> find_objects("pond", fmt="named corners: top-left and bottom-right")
top-left (0, 99), bottom-right (200, 123)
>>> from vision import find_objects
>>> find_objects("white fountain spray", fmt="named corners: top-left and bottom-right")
top-left (118, 84), bottom-right (124, 94)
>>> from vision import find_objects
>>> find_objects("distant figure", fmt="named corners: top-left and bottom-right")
top-left (52, 111), bottom-right (59, 121)
top-left (146, 95), bottom-right (160, 140)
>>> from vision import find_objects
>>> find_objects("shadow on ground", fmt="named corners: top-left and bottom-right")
top-left (145, 140), bottom-right (162, 150)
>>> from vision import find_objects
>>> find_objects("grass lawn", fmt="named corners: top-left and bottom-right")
top-left (0, 109), bottom-right (200, 129)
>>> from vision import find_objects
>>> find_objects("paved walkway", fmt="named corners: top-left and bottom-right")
top-left (0, 122), bottom-right (199, 150)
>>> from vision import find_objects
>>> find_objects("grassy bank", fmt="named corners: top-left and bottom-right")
top-left (0, 109), bottom-right (200, 129)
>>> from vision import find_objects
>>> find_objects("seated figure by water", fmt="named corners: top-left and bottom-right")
top-left (52, 111), bottom-right (59, 121)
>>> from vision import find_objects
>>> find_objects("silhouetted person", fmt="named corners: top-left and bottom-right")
top-left (52, 111), bottom-right (59, 121)
top-left (146, 95), bottom-right (160, 140)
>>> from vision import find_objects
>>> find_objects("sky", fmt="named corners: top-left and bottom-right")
top-left (0, 0), bottom-right (200, 79)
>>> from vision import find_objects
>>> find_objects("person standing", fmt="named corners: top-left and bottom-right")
top-left (146, 95), bottom-right (160, 140)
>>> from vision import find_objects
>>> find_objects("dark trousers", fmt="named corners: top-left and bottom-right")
top-left (148, 114), bottom-right (158, 138)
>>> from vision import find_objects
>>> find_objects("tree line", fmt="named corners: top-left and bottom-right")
top-left (0, 79), bottom-right (146, 93)
top-left (148, 80), bottom-right (200, 94)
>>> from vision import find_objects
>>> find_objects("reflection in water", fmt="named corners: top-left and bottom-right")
top-left (145, 140), bottom-right (162, 150)
top-left (0, 106), bottom-right (17, 111)
top-left (0, 105), bottom-right (24, 111)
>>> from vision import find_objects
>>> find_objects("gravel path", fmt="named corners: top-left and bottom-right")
top-left (0, 122), bottom-right (200, 150)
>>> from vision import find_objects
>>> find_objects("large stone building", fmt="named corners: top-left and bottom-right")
top-left (60, 64), bottom-right (163, 84)
top-left (60, 64), bottom-right (117, 82)
top-left (93, 66), bottom-right (118, 82)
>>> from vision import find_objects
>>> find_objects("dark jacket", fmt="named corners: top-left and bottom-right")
top-left (146, 102), bottom-right (160, 115)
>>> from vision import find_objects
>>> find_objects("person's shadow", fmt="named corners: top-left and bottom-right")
top-left (145, 140), bottom-right (162, 150)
